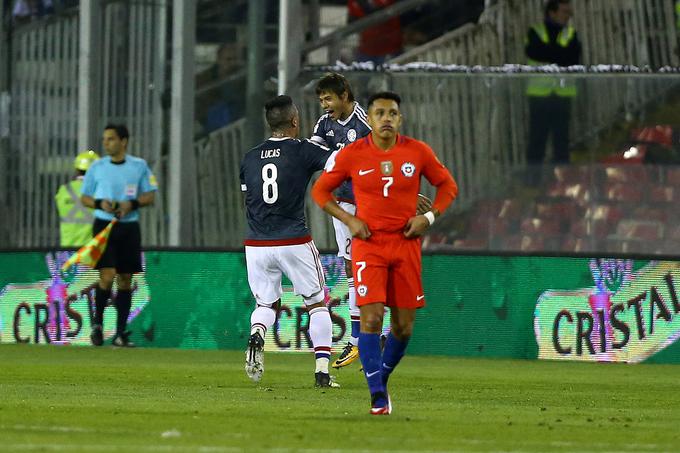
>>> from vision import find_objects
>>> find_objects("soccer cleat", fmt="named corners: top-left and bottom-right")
top-left (90, 324), bottom-right (103, 346)
top-left (112, 331), bottom-right (135, 347)
top-left (245, 332), bottom-right (265, 382)
top-left (315, 372), bottom-right (340, 388)
top-left (370, 391), bottom-right (392, 415)
top-left (331, 342), bottom-right (359, 369)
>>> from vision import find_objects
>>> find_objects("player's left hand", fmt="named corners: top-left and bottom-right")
top-left (114, 200), bottom-right (134, 219)
top-left (403, 215), bottom-right (430, 238)
top-left (416, 194), bottom-right (432, 215)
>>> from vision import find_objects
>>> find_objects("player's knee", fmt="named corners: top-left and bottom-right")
top-left (360, 312), bottom-right (383, 333)
top-left (98, 272), bottom-right (115, 290)
top-left (391, 321), bottom-right (414, 340)
top-left (117, 274), bottom-right (132, 290)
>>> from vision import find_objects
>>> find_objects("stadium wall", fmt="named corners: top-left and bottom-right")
top-left (2, 251), bottom-right (680, 364)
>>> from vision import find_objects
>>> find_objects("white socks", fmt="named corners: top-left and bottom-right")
top-left (250, 304), bottom-right (276, 337)
top-left (309, 306), bottom-right (332, 373)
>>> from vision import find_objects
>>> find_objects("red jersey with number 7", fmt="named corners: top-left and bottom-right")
top-left (312, 134), bottom-right (458, 233)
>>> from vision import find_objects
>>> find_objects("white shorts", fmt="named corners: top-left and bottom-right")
top-left (332, 201), bottom-right (356, 260)
top-left (245, 240), bottom-right (325, 307)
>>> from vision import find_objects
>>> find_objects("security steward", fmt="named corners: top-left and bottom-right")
top-left (525, 0), bottom-right (582, 167)
top-left (55, 150), bottom-right (100, 247)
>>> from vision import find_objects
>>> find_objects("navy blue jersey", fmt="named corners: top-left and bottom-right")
top-left (240, 137), bottom-right (333, 245)
top-left (310, 102), bottom-right (371, 203)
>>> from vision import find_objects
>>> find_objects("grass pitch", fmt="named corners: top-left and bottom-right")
top-left (1, 345), bottom-right (679, 452)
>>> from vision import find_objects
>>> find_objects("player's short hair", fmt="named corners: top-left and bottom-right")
top-left (367, 91), bottom-right (402, 109)
top-left (544, 0), bottom-right (570, 14)
top-left (315, 72), bottom-right (355, 103)
top-left (104, 124), bottom-right (130, 141)
top-left (264, 95), bottom-right (297, 131)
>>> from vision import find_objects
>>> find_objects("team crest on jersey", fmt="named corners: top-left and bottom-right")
top-left (347, 129), bottom-right (357, 142)
top-left (380, 161), bottom-right (393, 176)
top-left (357, 284), bottom-right (368, 297)
top-left (401, 162), bottom-right (416, 177)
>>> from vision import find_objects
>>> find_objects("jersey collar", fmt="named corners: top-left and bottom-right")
top-left (337, 102), bottom-right (359, 126)
top-left (368, 132), bottom-right (401, 152)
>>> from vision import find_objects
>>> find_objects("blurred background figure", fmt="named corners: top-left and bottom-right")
top-left (347, 0), bottom-right (403, 64)
top-left (524, 0), bottom-right (582, 171)
top-left (195, 42), bottom-right (245, 135)
top-left (54, 150), bottom-right (100, 247)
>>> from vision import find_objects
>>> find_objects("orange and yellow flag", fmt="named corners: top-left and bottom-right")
top-left (61, 219), bottom-right (117, 272)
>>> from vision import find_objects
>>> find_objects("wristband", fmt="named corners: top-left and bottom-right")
top-left (94, 199), bottom-right (103, 210)
top-left (130, 199), bottom-right (140, 210)
top-left (423, 211), bottom-right (436, 225)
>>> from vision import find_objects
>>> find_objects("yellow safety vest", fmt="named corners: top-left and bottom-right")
top-left (54, 178), bottom-right (94, 247)
top-left (526, 23), bottom-right (577, 97)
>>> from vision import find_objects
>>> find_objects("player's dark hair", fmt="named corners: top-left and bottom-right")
top-left (315, 72), bottom-right (355, 103)
top-left (544, 0), bottom-right (569, 15)
top-left (264, 95), bottom-right (297, 132)
top-left (104, 124), bottom-right (130, 141)
top-left (367, 91), bottom-right (401, 109)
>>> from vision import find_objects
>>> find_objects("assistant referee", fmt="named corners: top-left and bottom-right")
top-left (80, 124), bottom-right (158, 347)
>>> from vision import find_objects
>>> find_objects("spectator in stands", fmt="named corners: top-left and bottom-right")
top-left (195, 43), bottom-right (245, 135)
top-left (12, 0), bottom-right (53, 24)
top-left (348, 0), bottom-right (403, 64)
top-left (525, 0), bottom-right (581, 172)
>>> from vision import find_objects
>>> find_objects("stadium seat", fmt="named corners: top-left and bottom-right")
top-left (604, 165), bottom-right (650, 185)
top-left (520, 217), bottom-right (563, 237)
top-left (552, 164), bottom-right (593, 184)
top-left (649, 185), bottom-right (676, 203)
top-left (520, 235), bottom-right (546, 252)
top-left (547, 182), bottom-right (592, 205)
top-left (605, 183), bottom-right (643, 203)
top-left (631, 125), bottom-right (673, 148)
top-left (453, 237), bottom-right (489, 249)
top-left (666, 167), bottom-right (680, 186)
top-left (611, 219), bottom-right (664, 242)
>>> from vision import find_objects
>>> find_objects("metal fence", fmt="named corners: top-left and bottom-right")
top-left (192, 118), bottom-right (247, 248)
top-left (8, 12), bottom-right (80, 247)
top-left (392, 0), bottom-right (678, 67)
top-left (189, 70), bottom-right (680, 250)
top-left (6, 1), bottom-right (168, 248)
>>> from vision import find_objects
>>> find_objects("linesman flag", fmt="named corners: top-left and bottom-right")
top-left (61, 219), bottom-right (117, 272)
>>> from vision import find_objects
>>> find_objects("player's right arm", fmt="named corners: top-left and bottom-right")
top-left (311, 151), bottom-right (371, 240)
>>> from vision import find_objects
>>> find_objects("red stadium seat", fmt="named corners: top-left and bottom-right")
top-left (666, 167), bottom-right (680, 186)
top-left (605, 183), bottom-right (642, 203)
top-left (612, 219), bottom-right (664, 241)
top-left (649, 185), bottom-right (676, 203)
top-left (520, 217), bottom-right (563, 237)
top-left (604, 165), bottom-right (650, 185)
top-left (453, 237), bottom-right (489, 249)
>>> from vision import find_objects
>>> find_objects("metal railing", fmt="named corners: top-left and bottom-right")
top-left (392, 0), bottom-right (678, 67)
top-left (6, 1), bottom-right (168, 248)
top-left (192, 119), bottom-right (247, 248)
top-left (8, 12), bottom-right (80, 247)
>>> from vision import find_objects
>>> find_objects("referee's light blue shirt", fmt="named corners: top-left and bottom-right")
top-left (81, 155), bottom-right (158, 223)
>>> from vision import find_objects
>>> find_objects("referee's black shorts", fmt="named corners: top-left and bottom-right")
top-left (93, 218), bottom-right (143, 274)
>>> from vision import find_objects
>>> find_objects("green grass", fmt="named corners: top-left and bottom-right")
top-left (1, 345), bottom-right (680, 452)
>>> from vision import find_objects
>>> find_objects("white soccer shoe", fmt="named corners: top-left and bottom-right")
top-left (245, 332), bottom-right (265, 382)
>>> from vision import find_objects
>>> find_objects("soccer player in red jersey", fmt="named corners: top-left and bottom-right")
top-left (312, 91), bottom-right (458, 414)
